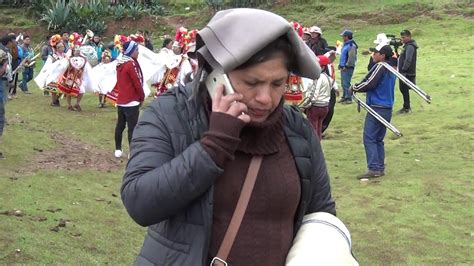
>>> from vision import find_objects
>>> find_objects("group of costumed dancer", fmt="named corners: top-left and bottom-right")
top-left (35, 22), bottom-right (421, 151)
top-left (34, 27), bottom-right (199, 111)
top-left (33, 22), bottom-right (341, 143)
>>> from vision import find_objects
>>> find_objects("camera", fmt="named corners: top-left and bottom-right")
top-left (386, 34), bottom-right (403, 54)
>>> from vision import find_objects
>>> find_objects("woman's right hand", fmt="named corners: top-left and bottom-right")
top-left (212, 84), bottom-right (251, 123)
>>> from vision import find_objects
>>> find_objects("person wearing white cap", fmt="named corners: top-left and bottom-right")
top-left (308, 26), bottom-right (328, 56)
top-left (367, 33), bottom-right (398, 71)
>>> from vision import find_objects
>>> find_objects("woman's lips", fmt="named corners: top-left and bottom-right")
top-left (249, 108), bottom-right (270, 117)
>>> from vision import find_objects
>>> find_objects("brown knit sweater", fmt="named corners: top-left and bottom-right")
top-left (201, 103), bottom-right (301, 265)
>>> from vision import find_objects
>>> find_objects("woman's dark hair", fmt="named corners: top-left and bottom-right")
top-left (236, 35), bottom-right (296, 72)
top-left (162, 38), bottom-right (173, 48)
top-left (0, 35), bottom-right (12, 46)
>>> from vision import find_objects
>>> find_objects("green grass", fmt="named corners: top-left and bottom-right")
top-left (1, 1), bottom-right (474, 265)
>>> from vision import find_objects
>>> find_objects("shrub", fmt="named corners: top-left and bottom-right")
top-left (112, 4), bottom-right (127, 20)
top-left (39, 0), bottom-right (108, 35)
top-left (206, 0), bottom-right (224, 12)
top-left (127, 4), bottom-right (145, 20)
top-left (41, 0), bottom-right (71, 31)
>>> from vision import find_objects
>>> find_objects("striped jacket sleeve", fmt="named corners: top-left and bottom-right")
top-left (353, 63), bottom-right (385, 93)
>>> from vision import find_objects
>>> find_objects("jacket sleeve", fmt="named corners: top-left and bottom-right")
top-left (346, 46), bottom-right (357, 68)
top-left (127, 61), bottom-right (145, 102)
top-left (306, 121), bottom-right (336, 215)
top-left (17, 46), bottom-right (23, 59)
top-left (41, 46), bottom-right (49, 61)
top-left (401, 44), bottom-right (414, 72)
top-left (322, 39), bottom-right (328, 50)
top-left (121, 102), bottom-right (224, 226)
top-left (352, 63), bottom-right (384, 93)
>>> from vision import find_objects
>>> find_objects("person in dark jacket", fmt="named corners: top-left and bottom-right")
top-left (7, 33), bottom-right (20, 99)
top-left (113, 40), bottom-right (144, 159)
top-left (398, 29), bottom-right (418, 114)
top-left (351, 44), bottom-right (396, 179)
top-left (121, 8), bottom-right (336, 266)
top-left (144, 30), bottom-right (154, 52)
top-left (308, 26), bottom-right (328, 56)
top-left (61, 32), bottom-right (70, 53)
top-left (0, 49), bottom-right (8, 159)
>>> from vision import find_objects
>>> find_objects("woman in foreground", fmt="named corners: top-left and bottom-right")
top-left (121, 8), bottom-right (336, 266)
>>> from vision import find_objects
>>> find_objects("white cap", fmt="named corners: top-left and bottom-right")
top-left (373, 33), bottom-right (389, 45)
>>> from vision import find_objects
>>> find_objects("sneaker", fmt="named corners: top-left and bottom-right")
top-left (67, 106), bottom-right (75, 111)
top-left (338, 98), bottom-right (347, 103)
top-left (7, 94), bottom-right (12, 100)
top-left (341, 100), bottom-right (353, 104)
top-left (397, 108), bottom-right (411, 114)
top-left (357, 170), bottom-right (384, 179)
top-left (0, 152), bottom-right (5, 160)
top-left (73, 104), bottom-right (82, 112)
top-left (23, 91), bottom-right (32, 94)
top-left (114, 150), bottom-right (123, 158)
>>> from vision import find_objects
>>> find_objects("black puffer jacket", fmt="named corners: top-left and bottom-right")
top-left (121, 84), bottom-right (336, 266)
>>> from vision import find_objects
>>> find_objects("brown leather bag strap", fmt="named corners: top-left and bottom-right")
top-left (211, 156), bottom-right (263, 266)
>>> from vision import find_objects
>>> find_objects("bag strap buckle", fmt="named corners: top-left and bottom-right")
top-left (210, 257), bottom-right (228, 266)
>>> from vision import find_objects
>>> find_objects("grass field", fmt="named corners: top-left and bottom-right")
top-left (1, 1), bottom-right (473, 265)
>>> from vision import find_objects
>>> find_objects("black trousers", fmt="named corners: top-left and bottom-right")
top-left (399, 75), bottom-right (416, 109)
top-left (115, 105), bottom-right (140, 150)
top-left (322, 88), bottom-right (337, 133)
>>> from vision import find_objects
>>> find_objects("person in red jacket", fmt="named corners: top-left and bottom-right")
top-left (114, 40), bottom-right (144, 158)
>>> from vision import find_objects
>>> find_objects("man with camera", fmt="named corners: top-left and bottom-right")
top-left (398, 30), bottom-right (418, 114)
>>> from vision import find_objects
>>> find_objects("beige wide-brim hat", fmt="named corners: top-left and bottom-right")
top-left (196, 8), bottom-right (320, 80)
top-left (309, 26), bottom-right (323, 35)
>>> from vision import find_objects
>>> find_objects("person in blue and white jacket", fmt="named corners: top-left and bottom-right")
top-left (350, 44), bottom-right (396, 179)
top-left (338, 29), bottom-right (358, 104)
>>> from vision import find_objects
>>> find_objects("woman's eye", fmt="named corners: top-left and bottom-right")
top-left (272, 82), bottom-right (285, 87)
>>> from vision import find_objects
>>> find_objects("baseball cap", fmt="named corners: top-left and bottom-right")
top-left (369, 43), bottom-right (393, 57)
top-left (340, 30), bottom-right (353, 38)
top-left (317, 55), bottom-right (330, 66)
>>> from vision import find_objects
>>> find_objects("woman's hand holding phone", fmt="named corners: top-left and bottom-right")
top-left (212, 85), bottom-right (251, 123)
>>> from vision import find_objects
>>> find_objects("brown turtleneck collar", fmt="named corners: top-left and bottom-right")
top-left (237, 100), bottom-right (285, 155)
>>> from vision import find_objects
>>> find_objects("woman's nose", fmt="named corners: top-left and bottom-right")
top-left (254, 86), bottom-right (272, 106)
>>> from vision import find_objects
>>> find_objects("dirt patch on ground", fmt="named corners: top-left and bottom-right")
top-left (32, 133), bottom-right (123, 173)
top-left (338, 2), bottom-right (439, 25)
top-left (105, 16), bottom-right (161, 37)
top-left (104, 14), bottom-right (208, 39)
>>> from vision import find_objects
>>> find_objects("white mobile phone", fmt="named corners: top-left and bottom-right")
top-left (205, 69), bottom-right (235, 98)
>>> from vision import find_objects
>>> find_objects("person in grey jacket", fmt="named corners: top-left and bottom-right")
top-left (121, 9), bottom-right (336, 266)
top-left (398, 29), bottom-right (418, 114)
